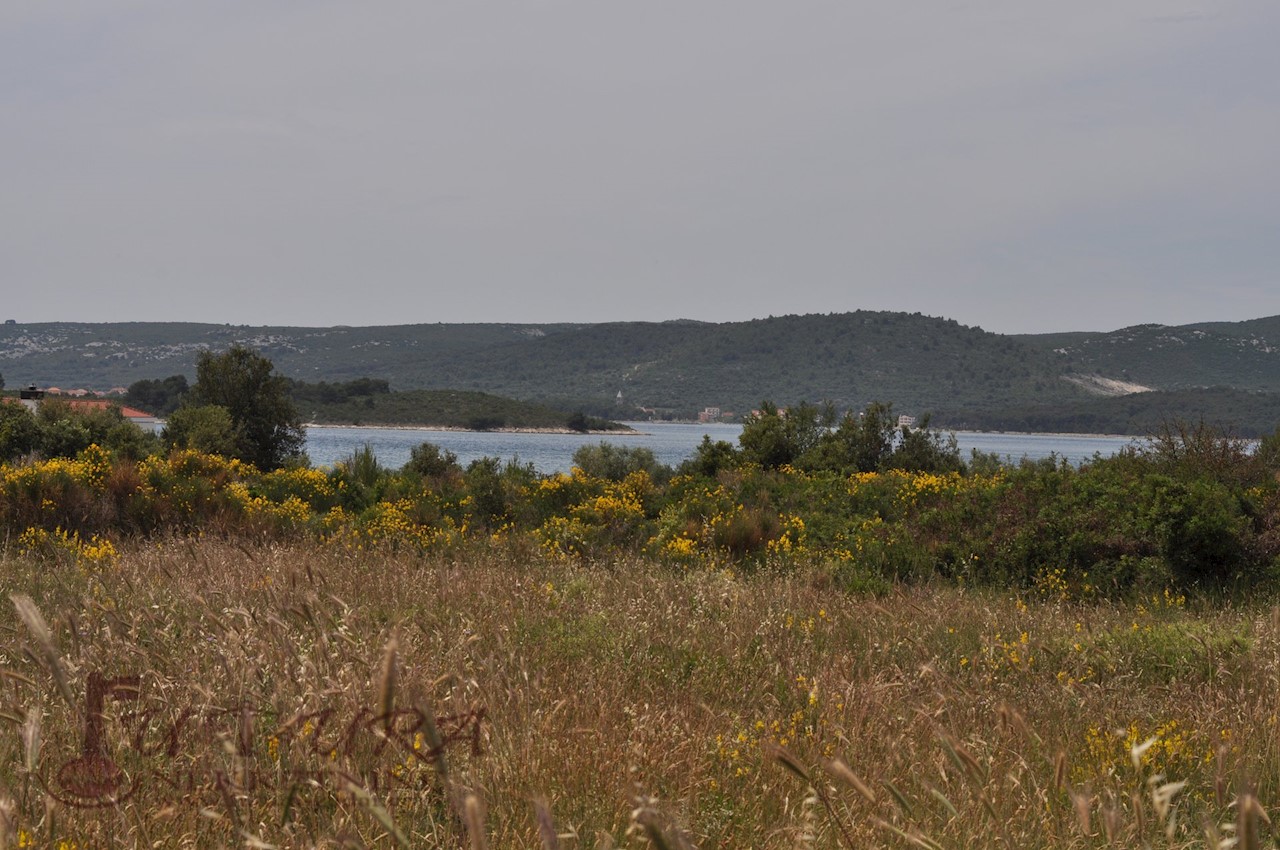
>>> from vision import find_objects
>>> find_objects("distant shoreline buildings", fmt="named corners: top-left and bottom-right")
top-left (8, 385), bottom-right (155, 423)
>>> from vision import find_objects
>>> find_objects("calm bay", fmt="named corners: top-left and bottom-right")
top-left (303, 422), bottom-right (1141, 473)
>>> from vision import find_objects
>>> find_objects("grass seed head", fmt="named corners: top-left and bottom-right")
top-left (465, 793), bottom-right (489, 850)
top-left (376, 632), bottom-right (399, 730)
top-left (10, 594), bottom-right (77, 713)
top-left (825, 758), bottom-right (876, 804)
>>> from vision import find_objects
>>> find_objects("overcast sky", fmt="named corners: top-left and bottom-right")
top-left (3, 2), bottom-right (1277, 334)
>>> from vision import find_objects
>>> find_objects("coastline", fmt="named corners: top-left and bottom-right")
top-left (303, 422), bottom-right (640, 436)
top-left (951, 428), bottom-right (1144, 441)
top-left (302, 421), bottom-right (1139, 441)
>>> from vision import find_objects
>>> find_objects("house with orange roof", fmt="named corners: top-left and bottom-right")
top-left (4, 386), bottom-right (156, 423)
top-left (62, 399), bottom-right (157, 422)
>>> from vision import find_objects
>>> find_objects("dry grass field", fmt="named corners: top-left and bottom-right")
top-left (2, 539), bottom-right (1276, 849)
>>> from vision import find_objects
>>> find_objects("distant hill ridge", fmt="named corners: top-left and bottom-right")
top-left (1014, 315), bottom-right (1280, 392)
top-left (3, 313), bottom-right (1279, 428)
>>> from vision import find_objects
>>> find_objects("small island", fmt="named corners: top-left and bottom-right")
top-left (124, 373), bottom-right (630, 433)
top-left (289, 383), bottom-right (631, 432)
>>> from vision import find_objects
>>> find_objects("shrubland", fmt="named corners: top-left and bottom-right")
top-left (2, 403), bottom-right (1280, 846)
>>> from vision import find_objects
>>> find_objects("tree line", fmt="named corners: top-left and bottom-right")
top-left (1, 346), bottom-right (306, 470)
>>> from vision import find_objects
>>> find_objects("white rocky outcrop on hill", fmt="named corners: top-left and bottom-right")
top-left (1062, 374), bottom-right (1154, 397)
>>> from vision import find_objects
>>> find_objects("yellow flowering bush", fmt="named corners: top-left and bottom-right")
top-left (18, 525), bottom-right (118, 567)
top-left (257, 465), bottom-right (340, 510)
top-left (538, 470), bottom-right (654, 558)
top-left (1079, 719), bottom-right (1219, 789)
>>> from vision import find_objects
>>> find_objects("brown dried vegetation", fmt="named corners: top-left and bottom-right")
top-left (0, 539), bottom-right (1277, 848)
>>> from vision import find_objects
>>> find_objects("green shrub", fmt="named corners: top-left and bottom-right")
top-left (1139, 476), bottom-right (1253, 589)
top-left (0, 402), bottom-right (39, 461)
top-left (162, 404), bottom-right (238, 456)
top-left (331, 444), bottom-right (391, 511)
top-left (404, 441), bottom-right (461, 480)
top-left (679, 436), bottom-right (740, 477)
top-left (572, 442), bottom-right (670, 483)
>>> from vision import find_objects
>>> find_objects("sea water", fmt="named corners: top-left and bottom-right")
top-left (303, 422), bottom-right (1140, 473)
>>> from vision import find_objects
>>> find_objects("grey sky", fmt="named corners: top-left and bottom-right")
top-left (3, 1), bottom-right (1277, 334)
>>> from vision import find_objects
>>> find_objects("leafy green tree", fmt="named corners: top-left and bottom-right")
top-left (743, 400), bottom-right (963, 475)
top-left (34, 400), bottom-right (156, 460)
top-left (404, 441), bottom-right (461, 479)
top-left (162, 404), bottom-right (238, 456)
top-left (738, 401), bottom-right (833, 469)
top-left (885, 415), bottom-right (964, 474)
top-left (187, 346), bottom-right (305, 469)
top-left (680, 436), bottom-right (740, 477)
top-left (812, 402), bottom-right (898, 473)
top-left (1138, 475), bottom-right (1250, 587)
top-left (0, 402), bottom-right (38, 461)
top-left (572, 441), bottom-right (670, 482)
top-left (37, 401), bottom-right (96, 458)
top-left (126, 375), bottom-right (189, 416)
top-left (738, 403), bottom-right (790, 468)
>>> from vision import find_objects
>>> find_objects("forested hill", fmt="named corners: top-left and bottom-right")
top-left (2, 312), bottom-right (1279, 423)
top-left (1014, 315), bottom-right (1280, 392)
top-left (0, 314), bottom-right (1081, 415)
